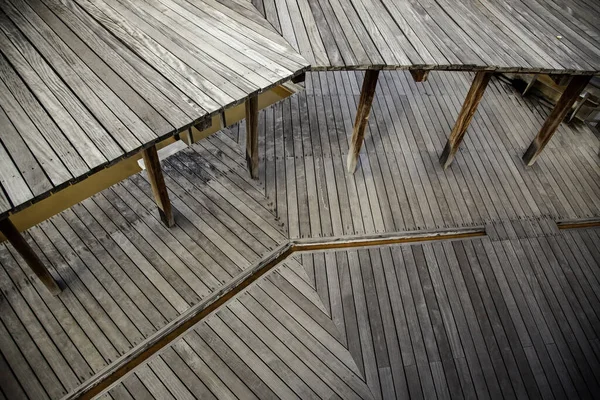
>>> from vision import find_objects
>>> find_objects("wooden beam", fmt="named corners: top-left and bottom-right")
top-left (523, 75), bottom-right (592, 166)
top-left (142, 145), bottom-right (175, 227)
top-left (347, 69), bottom-right (380, 173)
top-left (410, 69), bottom-right (429, 82)
top-left (0, 217), bottom-right (61, 295)
top-left (439, 71), bottom-right (492, 169)
top-left (245, 96), bottom-right (259, 179)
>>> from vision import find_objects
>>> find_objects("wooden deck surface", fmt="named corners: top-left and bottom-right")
top-left (0, 133), bottom-right (287, 399)
top-left (229, 71), bottom-right (600, 238)
top-left (0, 0), bottom-right (308, 218)
top-left (252, 0), bottom-right (600, 72)
top-left (103, 224), bottom-right (600, 399)
top-left (1, 71), bottom-right (599, 398)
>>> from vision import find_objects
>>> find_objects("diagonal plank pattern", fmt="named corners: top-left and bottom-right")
top-left (0, 133), bottom-right (286, 399)
top-left (252, 0), bottom-right (600, 73)
top-left (103, 260), bottom-right (373, 400)
top-left (290, 224), bottom-right (600, 399)
top-left (0, 71), bottom-right (599, 399)
top-left (0, 0), bottom-right (308, 218)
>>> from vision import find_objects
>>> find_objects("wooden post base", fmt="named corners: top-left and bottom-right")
top-left (439, 71), bottom-right (492, 169)
top-left (523, 75), bottom-right (592, 166)
top-left (0, 218), bottom-right (61, 295)
top-left (347, 69), bottom-right (380, 173)
top-left (410, 70), bottom-right (429, 82)
top-left (142, 145), bottom-right (175, 227)
top-left (245, 96), bottom-right (259, 179)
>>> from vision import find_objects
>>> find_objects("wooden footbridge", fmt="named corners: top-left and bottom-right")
top-left (0, 0), bottom-right (599, 399)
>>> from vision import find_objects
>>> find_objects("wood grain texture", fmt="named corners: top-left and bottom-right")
top-left (0, 0), bottom-right (308, 220)
top-left (1, 71), bottom-right (600, 399)
top-left (245, 96), bottom-right (260, 179)
top-left (0, 218), bottom-right (61, 294)
top-left (347, 69), bottom-right (380, 173)
top-left (253, 0), bottom-right (600, 73)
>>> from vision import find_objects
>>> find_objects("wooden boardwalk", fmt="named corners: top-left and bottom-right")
top-left (287, 225), bottom-right (600, 399)
top-left (252, 0), bottom-right (600, 72)
top-left (0, 0), bottom-right (307, 218)
top-left (102, 224), bottom-right (600, 399)
top-left (0, 133), bottom-right (286, 399)
top-left (228, 71), bottom-right (600, 238)
top-left (1, 71), bottom-right (599, 399)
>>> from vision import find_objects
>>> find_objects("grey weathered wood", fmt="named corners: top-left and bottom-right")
top-left (142, 145), bottom-right (175, 227)
top-left (0, 218), bottom-right (61, 295)
top-left (254, 0), bottom-right (600, 72)
top-left (245, 96), bottom-right (260, 179)
top-left (439, 71), bottom-right (493, 169)
top-left (0, 0), bottom-right (308, 220)
top-left (523, 75), bottom-right (593, 166)
top-left (347, 69), bottom-right (380, 173)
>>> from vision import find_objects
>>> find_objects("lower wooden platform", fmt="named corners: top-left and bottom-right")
top-left (100, 223), bottom-right (600, 400)
top-left (229, 71), bottom-right (600, 236)
top-left (0, 134), bottom-right (286, 399)
top-left (1, 71), bottom-right (599, 399)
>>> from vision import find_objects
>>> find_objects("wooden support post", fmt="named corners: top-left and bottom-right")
top-left (219, 110), bottom-right (227, 130)
top-left (439, 71), bottom-right (492, 169)
top-left (142, 145), bottom-right (175, 227)
top-left (186, 127), bottom-right (195, 146)
top-left (347, 69), bottom-right (380, 173)
top-left (410, 70), bottom-right (429, 82)
top-left (0, 217), bottom-right (61, 295)
top-left (292, 72), bottom-right (306, 84)
top-left (245, 96), bottom-right (259, 179)
top-left (523, 75), bottom-right (592, 166)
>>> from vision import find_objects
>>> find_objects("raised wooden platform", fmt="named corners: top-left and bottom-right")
top-left (229, 71), bottom-right (600, 237)
top-left (0, 0), bottom-right (308, 218)
top-left (1, 71), bottom-right (599, 399)
top-left (252, 0), bottom-right (600, 73)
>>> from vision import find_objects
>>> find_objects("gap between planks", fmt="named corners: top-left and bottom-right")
top-left (61, 225), bottom-right (487, 400)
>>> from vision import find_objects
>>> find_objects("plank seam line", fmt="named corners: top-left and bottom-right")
top-left (556, 217), bottom-right (600, 230)
top-left (62, 226), bottom-right (484, 400)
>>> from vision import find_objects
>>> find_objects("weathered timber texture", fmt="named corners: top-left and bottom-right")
top-left (0, 0), bottom-right (308, 219)
top-left (245, 96), bottom-right (260, 179)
